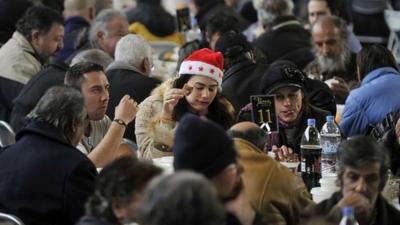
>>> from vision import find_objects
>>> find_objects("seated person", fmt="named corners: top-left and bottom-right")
top-left (135, 48), bottom-right (235, 159)
top-left (304, 16), bottom-right (359, 104)
top-left (0, 86), bottom-right (96, 225)
top-left (64, 62), bottom-right (139, 167)
top-left (229, 122), bottom-right (312, 225)
top-left (301, 136), bottom-right (400, 225)
top-left (77, 156), bottom-right (162, 225)
top-left (138, 171), bottom-right (226, 225)
top-left (340, 45), bottom-right (400, 137)
top-left (238, 60), bottom-right (330, 156)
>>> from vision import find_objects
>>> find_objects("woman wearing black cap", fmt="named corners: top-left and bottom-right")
top-left (239, 60), bottom-right (330, 159)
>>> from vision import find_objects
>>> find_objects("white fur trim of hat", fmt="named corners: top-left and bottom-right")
top-left (178, 48), bottom-right (224, 88)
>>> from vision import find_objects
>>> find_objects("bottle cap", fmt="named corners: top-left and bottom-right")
top-left (326, 115), bottom-right (335, 122)
top-left (307, 118), bottom-right (316, 126)
top-left (342, 206), bottom-right (354, 216)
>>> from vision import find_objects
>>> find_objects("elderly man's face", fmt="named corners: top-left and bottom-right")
top-left (341, 162), bottom-right (381, 210)
top-left (312, 24), bottom-right (342, 59)
top-left (274, 87), bottom-right (303, 125)
top-left (97, 15), bottom-right (129, 56)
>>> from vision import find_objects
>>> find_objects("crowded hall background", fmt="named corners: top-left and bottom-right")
top-left (1, 0), bottom-right (400, 225)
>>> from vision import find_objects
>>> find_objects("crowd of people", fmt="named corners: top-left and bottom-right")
top-left (1, 0), bottom-right (400, 225)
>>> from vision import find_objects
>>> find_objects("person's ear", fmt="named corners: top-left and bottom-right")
top-left (30, 30), bottom-right (41, 47)
top-left (142, 57), bottom-right (152, 75)
top-left (97, 31), bottom-right (105, 42)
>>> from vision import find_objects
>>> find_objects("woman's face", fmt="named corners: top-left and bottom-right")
top-left (274, 87), bottom-right (303, 124)
top-left (185, 75), bottom-right (218, 115)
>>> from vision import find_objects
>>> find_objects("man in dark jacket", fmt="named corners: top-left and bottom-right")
top-left (304, 15), bottom-right (358, 104)
top-left (106, 34), bottom-right (160, 141)
top-left (214, 31), bottom-right (268, 112)
top-left (0, 86), bottom-right (97, 225)
top-left (253, 0), bottom-right (315, 69)
top-left (10, 49), bottom-right (113, 133)
top-left (301, 136), bottom-right (400, 225)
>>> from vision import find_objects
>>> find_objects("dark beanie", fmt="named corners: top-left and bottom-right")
top-left (173, 114), bottom-right (237, 178)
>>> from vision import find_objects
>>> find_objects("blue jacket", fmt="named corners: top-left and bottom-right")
top-left (340, 67), bottom-right (400, 137)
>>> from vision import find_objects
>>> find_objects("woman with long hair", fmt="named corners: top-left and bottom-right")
top-left (135, 48), bottom-right (235, 159)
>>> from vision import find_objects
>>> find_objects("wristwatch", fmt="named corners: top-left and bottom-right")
top-left (113, 118), bottom-right (127, 128)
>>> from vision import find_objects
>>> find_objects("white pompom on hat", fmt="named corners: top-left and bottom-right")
top-left (178, 48), bottom-right (224, 88)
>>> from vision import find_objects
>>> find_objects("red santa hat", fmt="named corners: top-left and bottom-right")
top-left (178, 48), bottom-right (224, 88)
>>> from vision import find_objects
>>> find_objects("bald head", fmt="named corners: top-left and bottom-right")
top-left (311, 15), bottom-right (347, 41)
top-left (64, 0), bottom-right (95, 21)
top-left (230, 122), bottom-right (260, 132)
top-left (228, 122), bottom-right (267, 150)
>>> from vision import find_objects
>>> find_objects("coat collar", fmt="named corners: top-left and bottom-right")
top-left (361, 67), bottom-right (399, 86)
top-left (16, 121), bottom-right (71, 146)
top-left (106, 60), bottom-right (146, 76)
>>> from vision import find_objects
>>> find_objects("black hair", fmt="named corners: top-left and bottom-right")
top-left (214, 31), bottom-right (254, 69)
top-left (356, 45), bottom-right (398, 80)
top-left (64, 62), bottom-right (105, 89)
top-left (205, 13), bottom-right (241, 41)
top-left (15, 5), bottom-right (63, 42)
top-left (85, 156), bottom-right (162, 224)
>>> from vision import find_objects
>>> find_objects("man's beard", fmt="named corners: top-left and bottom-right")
top-left (316, 44), bottom-right (351, 73)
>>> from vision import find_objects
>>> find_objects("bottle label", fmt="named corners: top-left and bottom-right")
top-left (300, 145), bottom-right (322, 190)
top-left (322, 142), bottom-right (339, 153)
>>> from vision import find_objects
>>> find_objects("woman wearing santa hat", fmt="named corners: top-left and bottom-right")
top-left (135, 48), bottom-right (235, 159)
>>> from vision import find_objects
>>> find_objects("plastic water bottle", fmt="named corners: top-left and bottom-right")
top-left (185, 17), bottom-right (202, 42)
top-left (300, 118), bottom-right (322, 191)
top-left (320, 115), bottom-right (341, 178)
top-left (339, 207), bottom-right (359, 225)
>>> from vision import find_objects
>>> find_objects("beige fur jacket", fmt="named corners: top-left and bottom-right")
top-left (135, 78), bottom-right (235, 159)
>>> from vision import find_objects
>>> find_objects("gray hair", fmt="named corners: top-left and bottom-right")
top-left (257, 0), bottom-right (294, 25)
top-left (337, 136), bottom-right (390, 190)
top-left (114, 34), bottom-right (152, 68)
top-left (89, 9), bottom-right (126, 48)
top-left (71, 49), bottom-right (114, 69)
top-left (27, 86), bottom-right (86, 144)
top-left (138, 171), bottom-right (225, 225)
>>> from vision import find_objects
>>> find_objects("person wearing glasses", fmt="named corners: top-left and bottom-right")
top-left (106, 34), bottom-right (160, 142)
top-left (135, 48), bottom-right (235, 159)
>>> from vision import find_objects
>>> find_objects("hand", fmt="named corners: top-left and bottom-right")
top-left (330, 77), bottom-right (350, 99)
top-left (337, 191), bottom-right (373, 219)
top-left (114, 95), bottom-right (138, 124)
top-left (161, 88), bottom-right (188, 119)
top-left (271, 145), bottom-right (294, 161)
